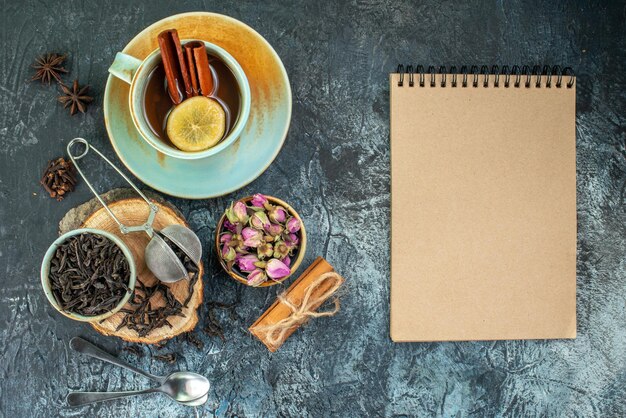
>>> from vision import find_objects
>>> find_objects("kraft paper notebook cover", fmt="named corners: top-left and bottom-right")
top-left (390, 66), bottom-right (577, 342)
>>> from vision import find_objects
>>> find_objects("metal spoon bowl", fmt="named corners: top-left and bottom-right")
top-left (184, 392), bottom-right (209, 406)
top-left (157, 371), bottom-right (210, 402)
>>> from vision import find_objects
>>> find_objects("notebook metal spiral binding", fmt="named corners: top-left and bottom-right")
top-left (396, 65), bottom-right (575, 88)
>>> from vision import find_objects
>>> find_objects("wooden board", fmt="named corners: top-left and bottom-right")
top-left (79, 197), bottom-right (203, 344)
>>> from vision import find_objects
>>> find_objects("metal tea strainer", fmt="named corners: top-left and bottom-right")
top-left (67, 138), bottom-right (202, 283)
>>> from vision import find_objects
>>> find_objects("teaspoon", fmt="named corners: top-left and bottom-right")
top-left (66, 337), bottom-right (210, 407)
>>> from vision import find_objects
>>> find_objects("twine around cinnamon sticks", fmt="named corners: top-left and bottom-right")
top-left (249, 257), bottom-right (345, 352)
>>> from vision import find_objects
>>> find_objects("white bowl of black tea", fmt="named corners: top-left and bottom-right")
top-left (40, 228), bottom-right (136, 322)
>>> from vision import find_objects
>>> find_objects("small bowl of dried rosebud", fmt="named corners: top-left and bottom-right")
top-left (215, 194), bottom-right (306, 287)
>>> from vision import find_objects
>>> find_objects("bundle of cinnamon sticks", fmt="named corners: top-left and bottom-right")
top-left (249, 257), bottom-right (345, 352)
top-left (158, 29), bottom-right (214, 104)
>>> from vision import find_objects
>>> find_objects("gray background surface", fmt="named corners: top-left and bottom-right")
top-left (1, 1), bottom-right (625, 417)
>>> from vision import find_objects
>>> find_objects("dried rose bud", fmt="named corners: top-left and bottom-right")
top-left (288, 233), bottom-right (299, 244)
top-left (247, 268), bottom-right (267, 286)
top-left (225, 206), bottom-right (238, 224)
top-left (233, 201), bottom-right (249, 224)
top-left (222, 244), bottom-right (236, 261)
top-left (266, 258), bottom-right (291, 280)
top-left (223, 219), bottom-right (237, 233)
top-left (286, 217), bottom-right (301, 233)
top-left (265, 223), bottom-right (284, 237)
top-left (250, 211), bottom-right (270, 229)
top-left (220, 233), bottom-right (233, 245)
top-left (228, 234), bottom-right (246, 252)
top-left (237, 254), bottom-right (259, 272)
top-left (242, 227), bottom-right (263, 248)
top-left (285, 233), bottom-right (299, 249)
top-left (251, 194), bottom-right (268, 207)
top-left (269, 206), bottom-right (287, 223)
top-left (257, 242), bottom-right (273, 259)
top-left (273, 241), bottom-right (290, 259)
top-left (282, 255), bottom-right (291, 267)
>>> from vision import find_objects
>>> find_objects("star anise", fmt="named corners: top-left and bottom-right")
top-left (57, 80), bottom-right (93, 115)
top-left (31, 53), bottom-right (68, 85)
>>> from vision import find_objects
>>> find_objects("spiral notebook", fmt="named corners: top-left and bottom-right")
top-left (390, 65), bottom-right (577, 342)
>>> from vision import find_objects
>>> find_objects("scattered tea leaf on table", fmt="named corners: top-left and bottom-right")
top-left (154, 353), bottom-right (177, 364)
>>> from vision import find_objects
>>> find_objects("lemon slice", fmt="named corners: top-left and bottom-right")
top-left (166, 96), bottom-right (226, 152)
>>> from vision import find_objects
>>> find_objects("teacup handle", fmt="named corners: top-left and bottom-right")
top-left (108, 52), bottom-right (143, 84)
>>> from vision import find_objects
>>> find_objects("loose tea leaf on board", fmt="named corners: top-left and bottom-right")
top-left (114, 255), bottom-right (197, 338)
top-left (115, 280), bottom-right (183, 338)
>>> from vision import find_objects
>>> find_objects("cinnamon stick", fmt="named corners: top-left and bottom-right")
top-left (184, 41), bottom-right (214, 97)
top-left (192, 44), bottom-right (214, 97)
top-left (157, 29), bottom-right (193, 104)
top-left (249, 257), bottom-right (345, 352)
top-left (184, 45), bottom-right (200, 97)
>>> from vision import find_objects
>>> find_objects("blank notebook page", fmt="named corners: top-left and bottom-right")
top-left (390, 73), bottom-right (576, 342)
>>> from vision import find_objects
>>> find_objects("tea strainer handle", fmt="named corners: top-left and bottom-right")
top-left (67, 138), bottom-right (158, 237)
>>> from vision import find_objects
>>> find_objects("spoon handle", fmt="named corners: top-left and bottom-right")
top-left (70, 337), bottom-right (161, 383)
top-left (66, 388), bottom-right (158, 407)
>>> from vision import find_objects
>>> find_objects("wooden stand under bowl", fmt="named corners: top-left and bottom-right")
top-left (59, 189), bottom-right (203, 344)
